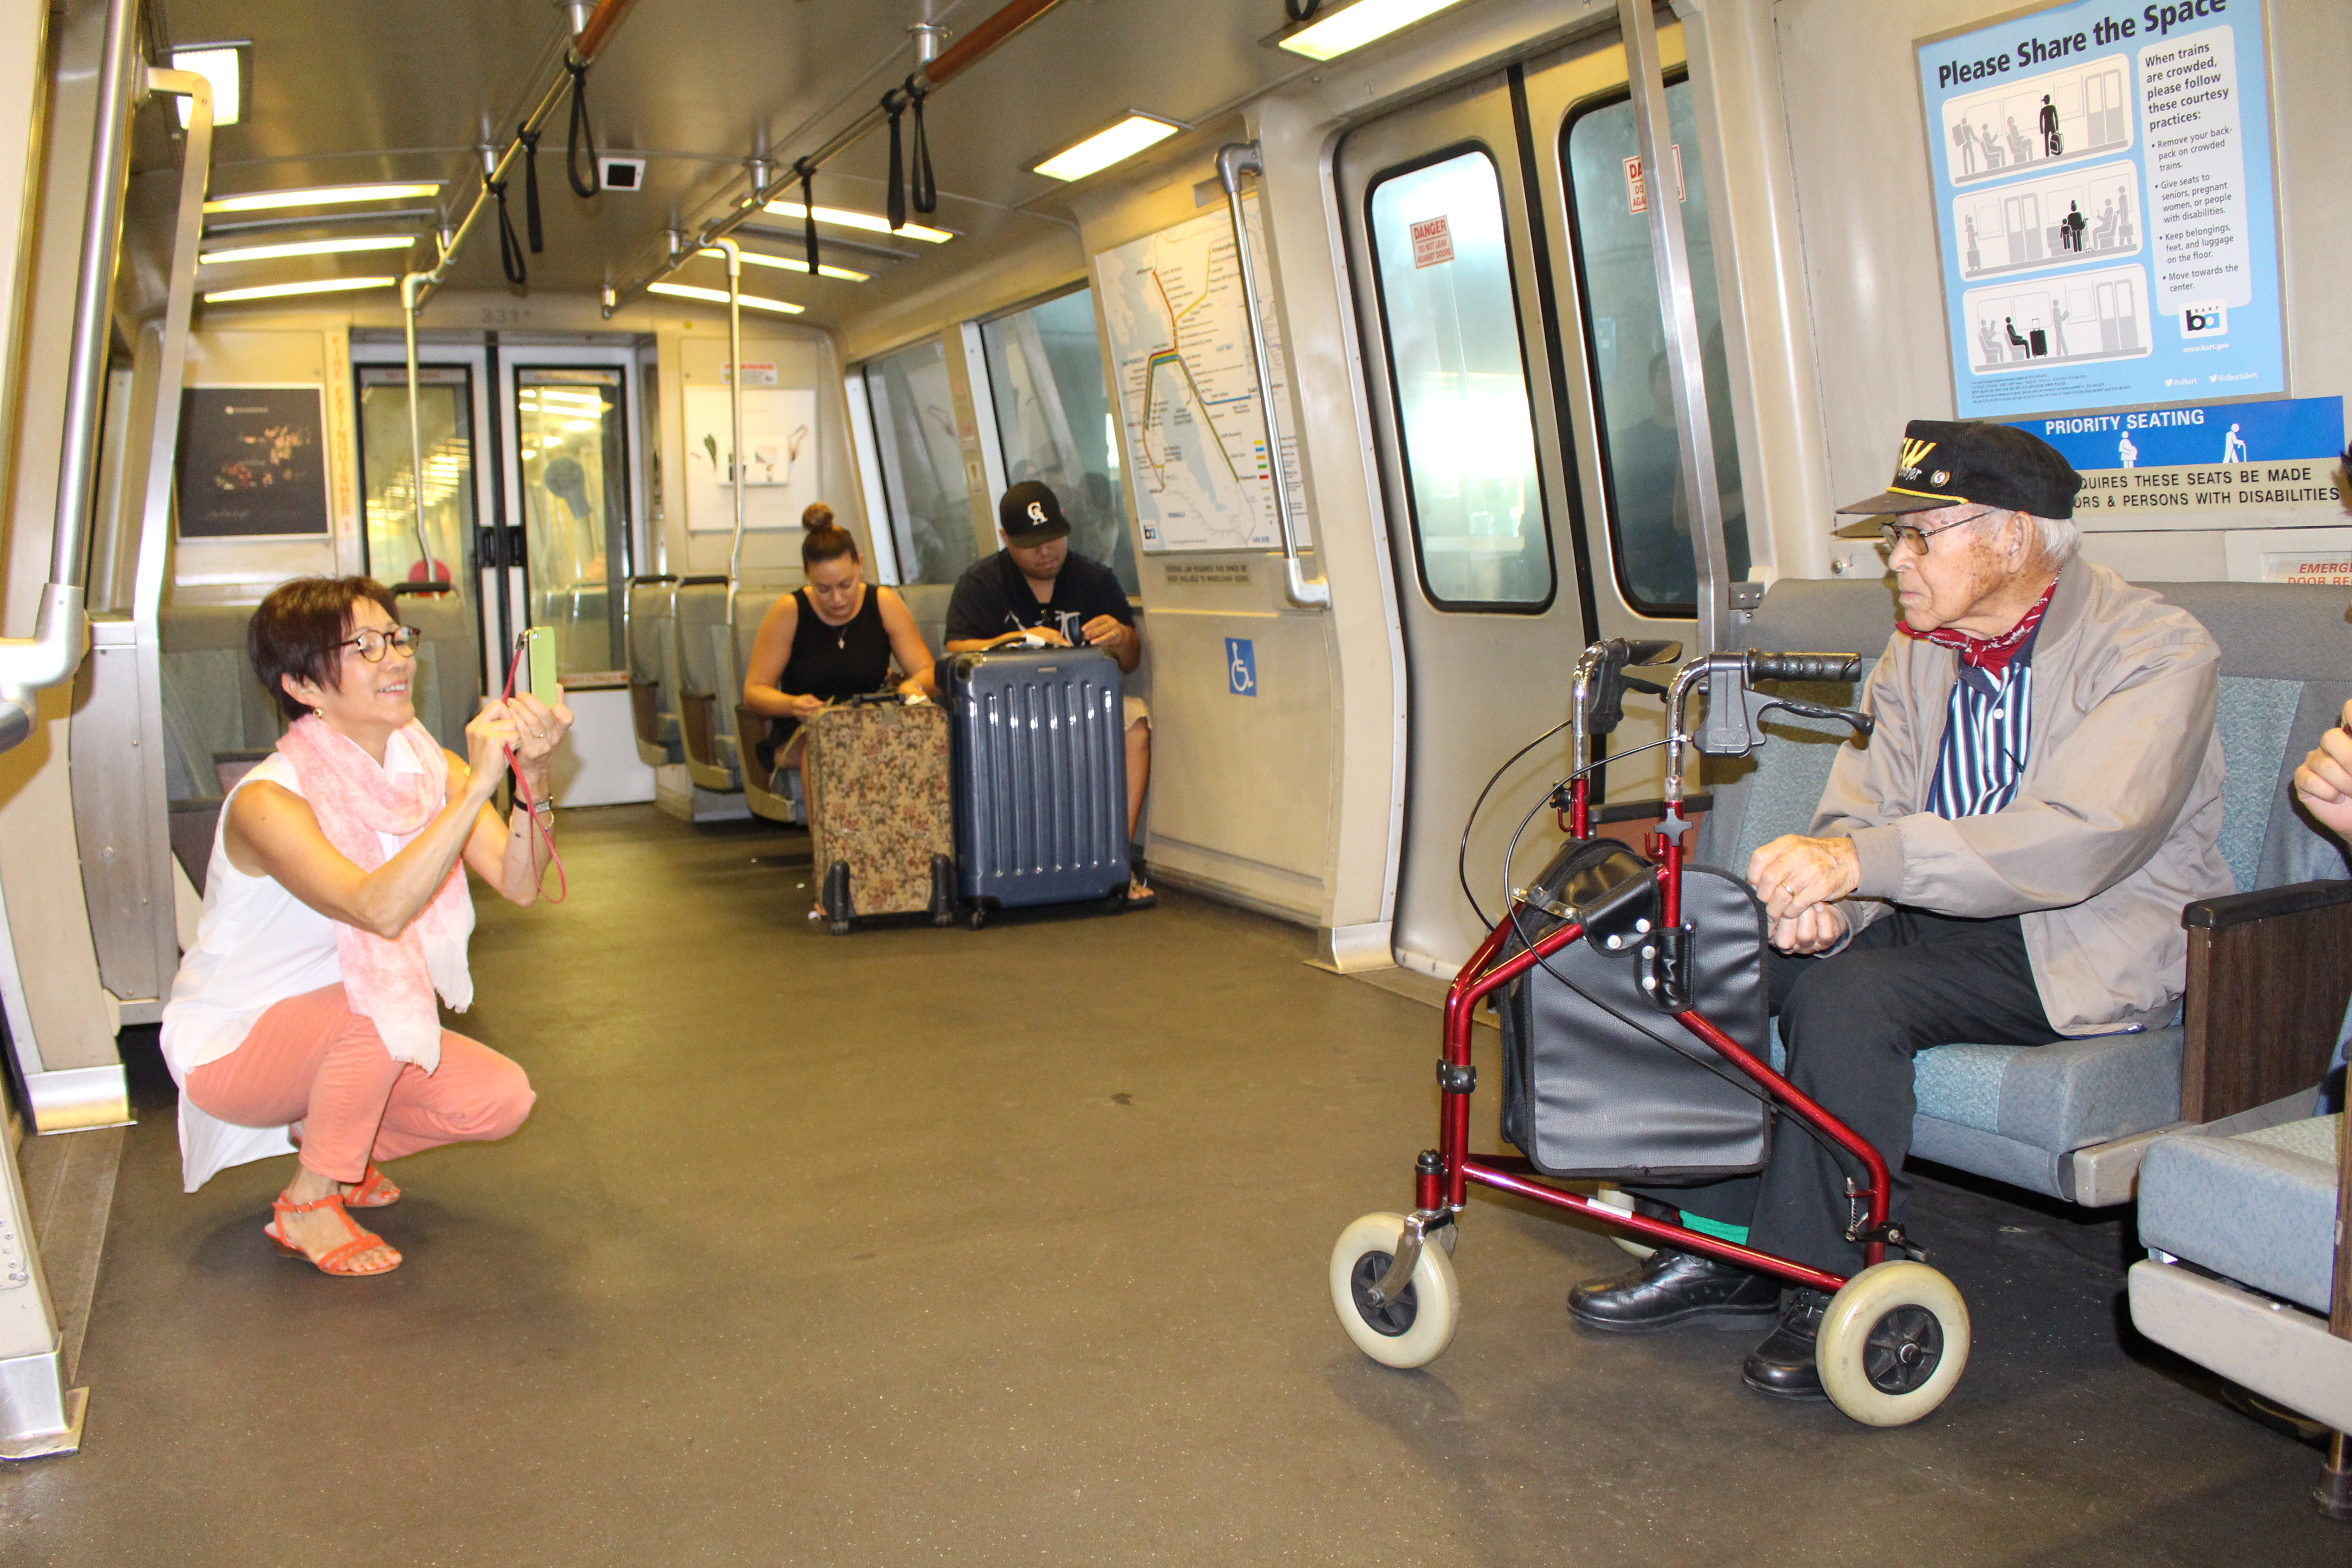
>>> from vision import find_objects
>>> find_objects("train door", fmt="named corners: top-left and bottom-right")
top-left (1339, 29), bottom-right (1747, 976)
top-left (351, 344), bottom-right (494, 696)
top-left (494, 347), bottom-right (646, 682)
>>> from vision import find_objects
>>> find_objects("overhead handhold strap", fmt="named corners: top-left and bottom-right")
top-left (489, 175), bottom-right (526, 286)
top-left (567, 57), bottom-right (601, 197)
top-left (908, 81), bottom-right (936, 216)
top-left (518, 127), bottom-right (544, 253)
top-left (884, 87), bottom-right (907, 232)
top-left (795, 161), bottom-right (818, 274)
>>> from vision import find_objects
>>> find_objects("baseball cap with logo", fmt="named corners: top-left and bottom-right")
top-left (1833, 419), bottom-right (2082, 535)
top-left (999, 480), bottom-right (1072, 546)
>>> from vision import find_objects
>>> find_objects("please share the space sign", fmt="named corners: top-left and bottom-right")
top-left (2006, 393), bottom-right (2343, 515)
top-left (1916, 0), bottom-right (2283, 420)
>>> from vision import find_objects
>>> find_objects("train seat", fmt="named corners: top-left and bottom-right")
top-left (384, 585), bottom-right (480, 755)
top-left (726, 587), bottom-right (796, 823)
top-left (670, 578), bottom-right (747, 793)
top-left (1697, 577), bottom-right (2352, 1206)
top-left (2127, 1107), bottom-right (2350, 1439)
top-left (625, 576), bottom-right (685, 767)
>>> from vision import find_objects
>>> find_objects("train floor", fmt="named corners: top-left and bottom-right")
top-left (1, 803), bottom-right (2341, 1564)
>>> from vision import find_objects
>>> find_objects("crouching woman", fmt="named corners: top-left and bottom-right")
top-left (162, 577), bottom-right (567, 1276)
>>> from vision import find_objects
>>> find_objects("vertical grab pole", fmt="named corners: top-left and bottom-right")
top-left (710, 238), bottom-right (747, 637)
top-left (1618, 0), bottom-right (1730, 657)
top-left (402, 272), bottom-right (433, 582)
top-left (1215, 142), bottom-right (1329, 611)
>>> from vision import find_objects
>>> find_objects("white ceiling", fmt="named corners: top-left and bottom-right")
top-left (140, 0), bottom-right (1342, 328)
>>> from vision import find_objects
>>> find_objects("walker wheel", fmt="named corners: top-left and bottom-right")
top-left (1594, 1185), bottom-right (1655, 1260)
top-left (1815, 1260), bottom-right (1971, 1426)
top-left (1328, 1211), bottom-right (1460, 1369)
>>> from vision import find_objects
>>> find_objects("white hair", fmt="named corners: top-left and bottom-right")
top-left (1970, 509), bottom-right (2078, 565)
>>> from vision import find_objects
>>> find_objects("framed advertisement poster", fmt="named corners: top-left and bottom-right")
top-left (176, 385), bottom-right (331, 538)
top-left (1916, 0), bottom-right (2283, 419)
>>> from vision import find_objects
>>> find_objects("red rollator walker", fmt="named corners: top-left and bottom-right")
top-left (1329, 640), bottom-right (1975, 1428)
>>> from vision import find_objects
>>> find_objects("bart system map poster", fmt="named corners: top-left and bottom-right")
top-left (1917, 0), bottom-right (2282, 420)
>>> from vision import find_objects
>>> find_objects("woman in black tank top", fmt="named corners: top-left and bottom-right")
top-left (741, 506), bottom-right (938, 775)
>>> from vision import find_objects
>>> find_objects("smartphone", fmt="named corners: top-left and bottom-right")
top-left (516, 626), bottom-right (559, 703)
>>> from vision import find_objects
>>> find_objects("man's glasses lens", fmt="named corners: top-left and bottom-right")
top-left (350, 626), bottom-right (422, 662)
top-left (1878, 523), bottom-right (1925, 553)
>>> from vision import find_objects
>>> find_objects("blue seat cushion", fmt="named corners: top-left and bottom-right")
top-left (1913, 1027), bottom-right (2184, 1152)
top-left (2139, 1115), bottom-right (2342, 1314)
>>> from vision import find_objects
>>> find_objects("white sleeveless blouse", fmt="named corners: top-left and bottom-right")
top-left (161, 746), bottom-right (475, 1191)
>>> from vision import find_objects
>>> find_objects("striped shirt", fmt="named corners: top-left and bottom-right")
top-left (1901, 573), bottom-right (2059, 821)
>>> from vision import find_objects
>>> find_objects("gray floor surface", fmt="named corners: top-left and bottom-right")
top-left (0, 804), bottom-right (2341, 1564)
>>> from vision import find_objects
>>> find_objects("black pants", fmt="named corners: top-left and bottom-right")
top-left (1636, 907), bottom-right (2055, 1277)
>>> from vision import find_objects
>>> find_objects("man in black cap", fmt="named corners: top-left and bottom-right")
top-left (944, 479), bottom-right (1153, 906)
top-left (1569, 419), bottom-right (2229, 1400)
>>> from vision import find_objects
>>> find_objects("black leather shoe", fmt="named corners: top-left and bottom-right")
top-left (1742, 1288), bottom-right (1830, 1400)
top-left (1568, 1248), bottom-right (1782, 1333)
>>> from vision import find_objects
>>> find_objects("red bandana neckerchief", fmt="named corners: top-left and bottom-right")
top-left (1896, 573), bottom-right (2059, 676)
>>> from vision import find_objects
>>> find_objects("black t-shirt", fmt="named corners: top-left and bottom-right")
top-left (943, 549), bottom-right (1134, 648)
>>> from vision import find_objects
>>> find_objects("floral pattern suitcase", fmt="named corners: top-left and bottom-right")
top-left (802, 698), bottom-right (956, 933)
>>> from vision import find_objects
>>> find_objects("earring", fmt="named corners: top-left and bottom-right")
top-left (312, 707), bottom-right (324, 721)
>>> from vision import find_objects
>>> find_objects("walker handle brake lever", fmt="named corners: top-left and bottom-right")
top-left (1760, 695), bottom-right (1875, 741)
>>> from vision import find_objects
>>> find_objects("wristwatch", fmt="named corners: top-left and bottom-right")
top-left (527, 794), bottom-right (556, 821)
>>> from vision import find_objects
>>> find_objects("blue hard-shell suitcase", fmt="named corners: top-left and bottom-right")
top-left (945, 646), bottom-right (1130, 918)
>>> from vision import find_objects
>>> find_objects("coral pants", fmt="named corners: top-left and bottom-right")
top-left (185, 984), bottom-right (535, 1184)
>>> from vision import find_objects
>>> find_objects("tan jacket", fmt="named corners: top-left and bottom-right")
top-left (1818, 560), bottom-right (2229, 1036)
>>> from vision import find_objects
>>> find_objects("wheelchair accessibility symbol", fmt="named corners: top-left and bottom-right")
top-left (1226, 638), bottom-right (1257, 696)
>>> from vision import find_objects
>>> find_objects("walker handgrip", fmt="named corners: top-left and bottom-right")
top-left (1748, 651), bottom-right (1863, 683)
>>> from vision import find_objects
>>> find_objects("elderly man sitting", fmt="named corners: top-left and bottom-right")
top-left (1568, 420), bottom-right (2230, 1401)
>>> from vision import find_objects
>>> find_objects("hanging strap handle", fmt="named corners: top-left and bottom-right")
top-left (908, 82), bottom-right (936, 216)
top-left (490, 172), bottom-right (527, 286)
top-left (567, 58), bottom-right (601, 197)
top-left (884, 86), bottom-right (907, 232)
top-left (795, 161), bottom-right (818, 274)
top-left (518, 127), bottom-right (544, 253)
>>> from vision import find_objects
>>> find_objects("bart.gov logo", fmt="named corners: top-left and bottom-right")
top-left (2180, 303), bottom-right (2228, 338)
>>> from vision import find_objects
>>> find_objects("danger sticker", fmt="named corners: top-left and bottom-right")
top-left (1622, 146), bottom-right (1686, 214)
top-left (1410, 216), bottom-right (1454, 268)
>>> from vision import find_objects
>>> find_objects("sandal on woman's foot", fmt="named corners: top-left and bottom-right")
top-left (345, 1164), bottom-right (400, 1209)
top-left (1123, 878), bottom-right (1157, 910)
top-left (264, 1193), bottom-right (401, 1277)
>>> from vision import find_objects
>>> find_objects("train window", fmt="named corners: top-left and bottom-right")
top-left (1365, 146), bottom-right (1554, 612)
top-left (515, 367), bottom-right (630, 674)
top-left (357, 365), bottom-right (475, 588)
top-left (979, 288), bottom-right (1137, 595)
top-left (860, 337), bottom-right (979, 585)
top-left (1562, 78), bottom-right (1750, 617)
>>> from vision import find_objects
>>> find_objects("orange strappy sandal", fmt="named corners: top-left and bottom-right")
top-left (265, 1193), bottom-right (402, 1277)
top-left (344, 1164), bottom-right (401, 1209)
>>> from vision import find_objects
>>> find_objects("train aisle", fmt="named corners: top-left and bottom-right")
top-left (4, 807), bottom-right (2340, 1564)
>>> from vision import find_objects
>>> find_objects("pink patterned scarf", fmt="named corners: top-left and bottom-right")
top-left (275, 715), bottom-right (472, 1071)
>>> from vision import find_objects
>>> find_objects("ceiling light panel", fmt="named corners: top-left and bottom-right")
top-left (1033, 114), bottom-right (1183, 183)
top-left (203, 181), bottom-right (441, 215)
top-left (1276, 0), bottom-right (1472, 61)
top-left (201, 275), bottom-right (397, 304)
top-left (168, 44), bottom-right (245, 127)
top-left (760, 201), bottom-right (953, 245)
top-left (731, 249), bottom-right (870, 283)
top-left (199, 235), bottom-right (419, 266)
top-left (646, 282), bottom-right (805, 315)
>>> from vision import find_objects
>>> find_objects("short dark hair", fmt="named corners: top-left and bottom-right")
top-left (249, 575), bottom-right (399, 721)
top-left (801, 502), bottom-right (859, 570)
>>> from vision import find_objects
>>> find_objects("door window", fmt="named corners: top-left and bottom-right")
top-left (1365, 147), bottom-right (1554, 612)
top-left (861, 338), bottom-right (977, 585)
top-left (515, 367), bottom-right (630, 675)
top-left (1563, 78), bottom-right (1749, 616)
top-left (980, 289), bottom-right (1136, 595)
top-left (357, 365), bottom-right (473, 588)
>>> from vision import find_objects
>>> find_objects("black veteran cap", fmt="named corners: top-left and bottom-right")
top-left (1834, 419), bottom-right (2082, 534)
top-left (999, 480), bottom-right (1071, 546)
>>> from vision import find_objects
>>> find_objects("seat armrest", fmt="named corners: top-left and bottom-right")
top-left (2180, 879), bottom-right (2352, 1121)
top-left (2183, 878), bottom-right (2352, 929)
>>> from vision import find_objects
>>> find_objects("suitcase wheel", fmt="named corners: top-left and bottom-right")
top-left (967, 903), bottom-right (989, 931)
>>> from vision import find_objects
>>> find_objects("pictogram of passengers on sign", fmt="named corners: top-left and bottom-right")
top-left (1917, 0), bottom-right (2284, 421)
